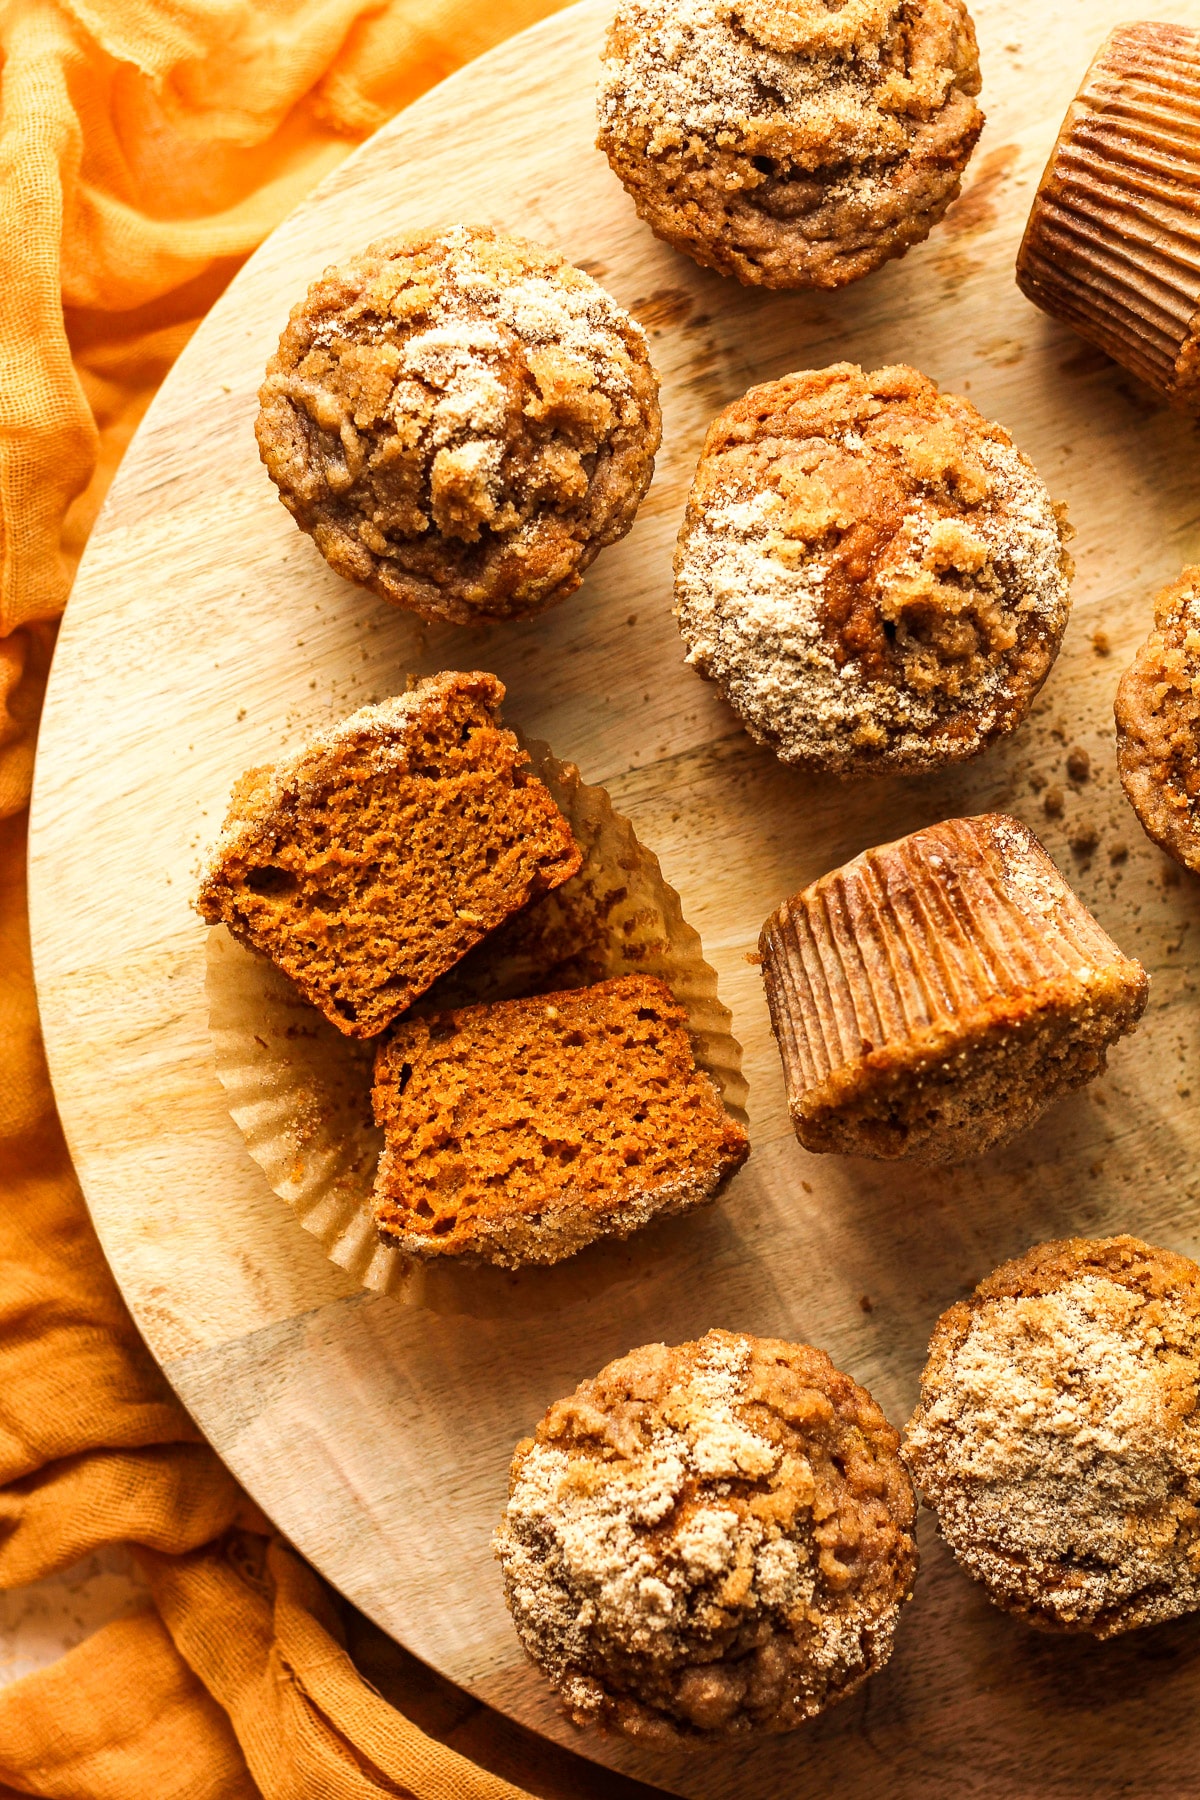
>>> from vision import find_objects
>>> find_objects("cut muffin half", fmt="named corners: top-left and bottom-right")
top-left (371, 974), bottom-right (749, 1266)
top-left (196, 671), bottom-right (580, 1038)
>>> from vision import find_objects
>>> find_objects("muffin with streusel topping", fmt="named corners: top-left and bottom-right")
top-left (494, 1328), bottom-right (917, 1742)
top-left (905, 1236), bottom-right (1200, 1637)
top-left (1115, 564), bottom-right (1200, 873)
top-left (256, 225), bottom-right (661, 623)
top-left (675, 363), bottom-right (1073, 776)
top-left (597, 0), bottom-right (984, 289)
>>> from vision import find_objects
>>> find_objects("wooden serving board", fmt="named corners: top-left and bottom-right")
top-left (27, 2), bottom-right (1200, 1792)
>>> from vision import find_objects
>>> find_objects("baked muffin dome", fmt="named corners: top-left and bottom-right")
top-left (494, 1328), bottom-right (917, 1742)
top-left (597, 0), bottom-right (984, 289)
top-left (675, 364), bottom-right (1073, 776)
top-left (905, 1236), bottom-right (1200, 1638)
top-left (256, 225), bottom-right (661, 623)
top-left (1115, 564), bottom-right (1200, 873)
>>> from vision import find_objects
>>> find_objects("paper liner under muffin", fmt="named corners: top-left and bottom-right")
top-left (1016, 22), bottom-right (1200, 408)
top-left (759, 814), bottom-right (1146, 1159)
top-left (205, 741), bottom-right (747, 1298)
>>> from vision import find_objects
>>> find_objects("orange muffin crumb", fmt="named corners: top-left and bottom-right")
top-left (372, 974), bottom-right (748, 1266)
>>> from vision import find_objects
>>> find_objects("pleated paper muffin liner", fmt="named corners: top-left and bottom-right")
top-left (205, 740), bottom-right (747, 1301)
top-left (1017, 22), bottom-right (1200, 408)
top-left (759, 813), bottom-right (1147, 1161)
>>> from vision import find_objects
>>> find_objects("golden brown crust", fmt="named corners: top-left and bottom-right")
top-left (256, 226), bottom-right (661, 622)
top-left (371, 974), bottom-right (749, 1266)
top-left (195, 672), bottom-right (581, 1038)
top-left (495, 1329), bottom-right (917, 1740)
top-left (1115, 564), bottom-right (1200, 872)
top-left (675, 365), bottom-right (1073, 776)
top-left (759, 812), bottom-right (1148, 1161)
top-left (597, 0), bottom-right (983, 289)
top-left (1016, 23), bottom-right (1200, 410)
top-left (906, 1236), bottom-right (1200, 1637)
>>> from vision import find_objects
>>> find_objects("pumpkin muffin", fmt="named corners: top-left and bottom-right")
top-left (759, 813), bottom-right (1148, 1162)
top-left (1115, 564), bottom-right (1200, 873)
top-left (196, 672), bottom-right (580, 1038)
top-left (675, 364), bottom-right (1073, 776)
top-left (372, 975), bottom-right (748, 1266)
top-left (256, 225), bottom-right (661, 622)
top-left (495, 1328), bottom-right (917, 1740)
top-left (905, 1236), bottom-right (1200, 1638)
top-left (597, 0), bottom-right (983, 290)
top-left (1017, 23), bottom-right (1200, 412)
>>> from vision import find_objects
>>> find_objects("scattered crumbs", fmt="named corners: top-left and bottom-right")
top-left (627, 614), bottom-right (638, 626)
top-left (859, 1295), bottom-right (874, 1314)
top-left (1180, 1086), bottom-right (1193, 1100)
top-left (236, 707), bottom-right (247, 722)
top-left (1109, 841), bottom-right (1128, 864)
top-left (1043, 786), bottom-right (1064, 817)
top-left (1028, 769), bottom-right (1047, 791)
top-left (1066, 747), bottom-right (1090, 783)
top-left (1069, 824), bottom-right (1099, 857)
top-left (801, 1180), bottom-right (813, 1195)
top-left (745, 950), bottom-right (763, 966)
top-left (309, 679), bottom-right (317, 690)
top-left (1050, 723), bottom-right (1067, 743)
top-left (1092, 629), bottom-right (1111, 656)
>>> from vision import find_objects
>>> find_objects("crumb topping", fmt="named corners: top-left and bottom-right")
top-left (675, 364), bottom-right (1072, 774)
top-left (495, 1329), bottom-right (916, 1740)
top-left (1116, 565), bottom-right (1200, 872)
top-left (257, 226), bottom-right (660, 621)
top-left (597, 0), bottom-right (982, 288)
top-left (906, 1238), bottom-right (1200, 1635)
top-left (371, 975), bottom-right (747, 1267)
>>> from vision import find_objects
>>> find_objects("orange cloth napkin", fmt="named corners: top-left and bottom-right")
top-left (0, 2), bottom-right (632, 1794)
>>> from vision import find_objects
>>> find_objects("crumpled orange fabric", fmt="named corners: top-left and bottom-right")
top-left (0, 0), bottom-right (618, 1794)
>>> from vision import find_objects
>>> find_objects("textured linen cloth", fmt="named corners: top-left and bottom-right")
top-left (0, 4), bottom-right (655, 1795)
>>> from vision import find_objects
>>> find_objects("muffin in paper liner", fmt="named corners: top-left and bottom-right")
top-left (205, 740), bottom-right (748, 1298)
top-left (1016, 23), bottom-right (1200, 410)
top-left (758, 813), bottom-right (1148, 1165)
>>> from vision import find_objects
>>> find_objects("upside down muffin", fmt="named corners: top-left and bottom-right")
top-left (597, 0), bottom-right (984, 289)
top-left (675, 364), bottom-right (1073, 776)
top-left (371, 975), bottom-right (748, 1266)
top-left (905, 1236), bottom-right (1200, 1637)
top-left (256, 225), bottom-right (661, 622)
top-left (1115, 564), bottom-right (1200, 873)
top-left (196, 672), bottom-right (580, 1038)
top-left (759, 813), bottom-right (1148, 1162)
top-left (1016, 23), bottom-right (1200, 412)
top-left (494, 1329), bottom-right (917, 1740)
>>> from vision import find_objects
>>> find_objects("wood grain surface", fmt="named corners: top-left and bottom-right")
top-left (27, 2), bottom-right (1200, 1792)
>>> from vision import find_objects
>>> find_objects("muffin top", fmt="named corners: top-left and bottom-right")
top-left (675, 363), bottom-right (1073, 775)
top-left (1115, 565), bottom-right (1200, 872)
top-left (597, 0), bottom-right (983, 288)
top-left (494, 1328), bottom-right (916, 1741)
top-left (905, 1236), bottom-right (1200, 1637)
top-left (256, 225), bottom-right (661, 623)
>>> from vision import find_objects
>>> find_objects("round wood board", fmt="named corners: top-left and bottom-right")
top-left (27, 2), bottom-right (1200, 1792)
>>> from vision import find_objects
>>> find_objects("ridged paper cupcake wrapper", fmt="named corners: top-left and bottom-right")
top-left (1017, 22), bottom-right (1200, 405)
top-left (206, 740), bottom-right (747, 1301)
top-left (760, 814), bottom-right (1130, 1103)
